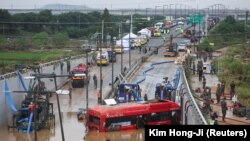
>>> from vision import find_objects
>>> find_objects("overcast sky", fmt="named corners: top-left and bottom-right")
top-left (0, 0), bottom-right (249, 9)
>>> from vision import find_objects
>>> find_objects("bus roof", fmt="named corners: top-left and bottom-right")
top-left (88, 100), bottom-right (180, 118)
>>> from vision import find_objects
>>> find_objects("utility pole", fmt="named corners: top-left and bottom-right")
top-left (175, 4), bottom-right (177, 19)
top-left (100, 20), bottom-right (104, 105)
top-left (169, 4), bottom-right (172, 20)
top-left (120, 22), bottom-right (123, 75)
top-left (129, 14), bottom-right (132, 68)
top-left (112, 37), bottom-right (115, 92)
top-left (245, 11), bottom-right (249, 42)
top-left (121, 10), bottom-right (124, 75)
top-left (54, 74), bottom-right (65, 141)
top-left (199, 13), bottom-right (201, 45)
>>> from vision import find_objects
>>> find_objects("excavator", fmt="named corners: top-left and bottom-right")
top-left (164, 34), bottom-right (178, 57)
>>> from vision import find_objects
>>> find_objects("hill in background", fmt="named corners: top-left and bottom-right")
top-left (40, 3), bottom-right (92, 10)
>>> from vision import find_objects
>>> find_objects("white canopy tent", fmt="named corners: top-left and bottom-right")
top-left (138, 28), bottom-right (151, 37)
top-left (115, 39), bottom-right (130, 51)
top-left (122, 32), bottom-right (137, 40)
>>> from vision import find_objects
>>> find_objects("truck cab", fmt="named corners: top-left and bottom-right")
top-left (70, 63), bottom-right (87, 88)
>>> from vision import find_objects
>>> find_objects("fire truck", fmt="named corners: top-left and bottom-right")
top-left (70, 63), bottom-right (87, 88)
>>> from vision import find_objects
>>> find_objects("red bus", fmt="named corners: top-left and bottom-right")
top-left (87, 99), bottom-right (181, 132)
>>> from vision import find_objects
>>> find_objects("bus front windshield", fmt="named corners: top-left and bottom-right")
top-left (89, 115), bottom-right (100, 125)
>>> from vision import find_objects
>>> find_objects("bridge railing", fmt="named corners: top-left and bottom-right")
top-left (179, 68), bottom-right (208, 125)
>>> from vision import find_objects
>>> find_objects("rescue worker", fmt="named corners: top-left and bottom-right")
top-left (203, 52), bottom-right (207, 62)
top-left (97, 90), bottom-right (101, 104)
top-left (114, 76), bottom-right (119, 84)
top-left (206, 87), bottom-right (212, 100)
top-left (144, 94), bottom-right (148, 101)
top-left (198, 68), bottom-right (203, 81)
top-left (126, 88), bottom-right (132, 102)
top-left (221, 97), bottom-right (228, 122)
top-left (114, 85), bottom-right (119, 99)
top-left (60, 61), bottom-right (64, 71)
top-left (192, 61), bottom-right (196, 75)
top-left (100, 74), bottom-right (103, 87)
top-left (210, 62), bottom-right (214, 74)
top-left (93, 74), bottom-right (97, 89)
top-left (216, 83), bottom-right (221, 104)
top-left (202, 76), bottom-right (206, 89)
top-left (87, 74), bottom-right (90, 84)
top-left (230, 80), bottom-right (235, 99)
top-left (209, 52), bottom-right (213, 60)
top-left (221, 80), bottom-right (226, 96)
top-left (203, 94), bottom-right (211, 114)
top-left (210, 111), bottom-right (218, 125)
top-left (33, 62), bottom-right (41, 73)
top-left (66, 58), bottom-right (71, 73)
top-left (123, 66), bottom-right (127, 75)
top-left (144, 48), bottom-right (147, 54)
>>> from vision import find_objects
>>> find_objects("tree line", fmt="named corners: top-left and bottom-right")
top-left (0, 9), bottom-right (154, 50)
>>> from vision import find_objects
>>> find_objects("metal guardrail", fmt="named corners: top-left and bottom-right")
top-left (0, 54), bottom-right (85, 80)
top-left (180, 68), bottom-right (208, 125)
top-left (103, 29), bottom-right (186, 99)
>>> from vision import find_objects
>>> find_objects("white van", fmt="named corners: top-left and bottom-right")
top-left (177, 21), bottom-right (184, 25)
top-left (154, 22), bottom-right (164, 29)
top-left (96, 50), bottom-right (110, 65)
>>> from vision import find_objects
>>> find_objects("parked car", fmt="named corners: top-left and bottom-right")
top-left (177, 21), bottom-right (184, 25)
top-left (178, 41), bottom-right (187, 52)
top-left (175, 26), bottom-right (182, 31)
top-left (183, 39), bottom-right (191, 48)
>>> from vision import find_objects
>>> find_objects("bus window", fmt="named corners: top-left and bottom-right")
top-left (171, 110), bottom-right (181, 124)
top-left (159, 112), bottom-right (171, 121)
top-left (106, 116), bottom-right (137, 129)
top-left (89, 115), bottom-right (100, 125)
top-left (149, 112), bottom-right (171, 122)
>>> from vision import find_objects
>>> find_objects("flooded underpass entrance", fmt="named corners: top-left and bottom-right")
top-left (86, 129), bottom-right (144, 141)
top-left (0, 115), bottom-right (145, 141)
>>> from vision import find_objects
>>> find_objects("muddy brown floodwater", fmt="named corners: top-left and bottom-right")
top-left (0, 30), bottom-right (177, 141)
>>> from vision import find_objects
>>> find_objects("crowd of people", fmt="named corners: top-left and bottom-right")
top-left (192, 51), bottom-right (238, 124)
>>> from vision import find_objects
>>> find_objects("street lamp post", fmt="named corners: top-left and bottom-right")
top-left (163, 5), bottom-right (168, 18)
top-left (99, 20), bottom-right (104, 105)
top-left (175, 4), bottom-right (177, 19)
top-left (180, 4), bottom-right (182, 17)
top-left (53, 73), bottom-right (65, 141)
top-left (120, 22), bottom-right (123, 75)
top-left (184, 5), bottom-right (187, 17)
top-left (129, 14), bottom-right (133, 68)
top-left (85, 47), bottom-right (91, 131)
top-left (112, 37), bottom-right (116, 92)
top-left (155, 6), bottom-right (161, 20)
top-left (169, 4), bottom-right (174, 20)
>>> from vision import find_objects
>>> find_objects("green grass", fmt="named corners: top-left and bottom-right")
top-left (0, 50), bottom-right (78, 62)
top-left (215, 44), bottom-right (250, 106)
top-left (0, 50), bottom-right (81, 74)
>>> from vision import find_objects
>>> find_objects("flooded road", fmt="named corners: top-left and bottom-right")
top-left (0, 27), bottom-right (186, 141)
top-left (0, 48), bottom-right (148, 141)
